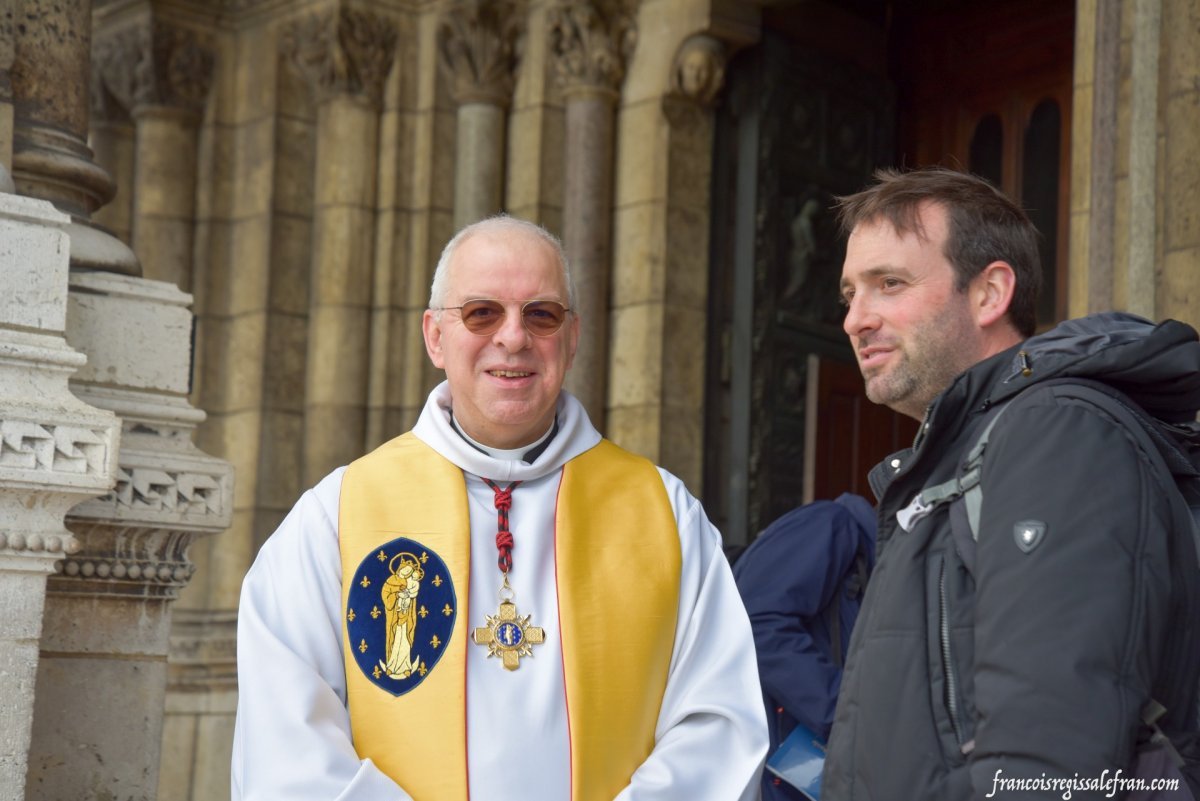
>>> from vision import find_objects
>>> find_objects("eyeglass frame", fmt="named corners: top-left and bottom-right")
top-left (430, 298), bottom-right (575, 338)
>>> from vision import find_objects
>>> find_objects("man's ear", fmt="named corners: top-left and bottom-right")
top-left (972, 260), bottom-right (1017, 329)
top-left (422, 310), bottom-right (446, 369)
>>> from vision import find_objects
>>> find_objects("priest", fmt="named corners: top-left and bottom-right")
top-left (231, 215), bottom-right (768, 800)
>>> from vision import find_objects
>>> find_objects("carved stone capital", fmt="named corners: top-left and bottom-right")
top-left (437, 0), bottom-right (524, 107)
top-left (549, 0), bottom-right (636, 100)
top-left (92, 20), bottom-right (215, 122)
top-left (283, 6), bottom-right (399, 108)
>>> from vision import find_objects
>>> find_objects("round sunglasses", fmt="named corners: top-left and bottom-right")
top-left (434, 299), bottom-right (572, 337)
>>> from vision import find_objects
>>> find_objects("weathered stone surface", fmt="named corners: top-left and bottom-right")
top-left (0, 192), bottom-right (120, 801)
top-left (66, 272), bottom-right (195, 394)
top-left (437, 0), bottom-right (523, 106)
top-left (548, 0), bottom-right (637, 98)
top-left (282, 6), bottom-right (399, 109)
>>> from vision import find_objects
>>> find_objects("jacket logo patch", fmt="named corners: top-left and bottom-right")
top-left (1013, 520), bottom-right (1046, 553)
top-left (346, 537), bottom-right (457, 696)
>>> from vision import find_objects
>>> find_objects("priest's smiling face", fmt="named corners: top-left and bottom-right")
top-left (422, 227), bottom-right (580, 449)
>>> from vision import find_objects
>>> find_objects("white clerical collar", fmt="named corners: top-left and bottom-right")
top-left (450, 416), bottom-right (557, 463)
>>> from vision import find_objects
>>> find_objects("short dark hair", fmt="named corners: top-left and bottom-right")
top-left (835, 167), bottom-right (1042, 337)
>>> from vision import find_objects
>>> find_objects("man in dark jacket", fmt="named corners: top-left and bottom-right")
top-left (733, 493), bottom-right (876, 801)
top-left (825, 166), bottom-right (1200, 799)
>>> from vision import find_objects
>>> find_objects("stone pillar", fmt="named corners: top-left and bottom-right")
top-left (655, 35), bottom-right (724, 490)
top-left (125, 20), bottom-right (213, 289)
top-left (1158, 0), bottom-right (1199, 330)
top-left (25, 272), bottom-right (233, 801)
top-left (284, 6), bottom-right (397, 486)
top-left (9, 0), bottom-right (138, 274)
top-left (0, 193), bottom-right (119, 801)
top-left (1, 0), bottom-right (14, 183)
top-left (87, 47), bottom-right (135, 246)
top-left (437, 0), bottom-right (523, 229)
top-left (1068, 0), bottom-right (1199, 331)
top-left (550, 0), bottom-right (635, 428)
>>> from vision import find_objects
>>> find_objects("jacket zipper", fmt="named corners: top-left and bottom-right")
top-left (939, 557), bottom-right (964, 746)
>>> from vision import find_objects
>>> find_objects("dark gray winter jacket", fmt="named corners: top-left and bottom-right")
top-left (823, 313), bottom-right (1200, 800)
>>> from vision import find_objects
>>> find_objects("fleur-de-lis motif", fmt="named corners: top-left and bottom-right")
top-left (430, 635), bottom-right (442, 649)
top-left (433, 575), bottom-right (443, 587)
top-left (347, 609), bottom-right (356, 621)
top-left (419, 605), bottom-right (429, 618)
top-left (371, 606), bottom-right (381, 619)
top-left (360, 576), bottom-right (371, 588)
top-left (358, 639), bottom-right (369, 653)
top-left (443, 603), bottom-right (454, 617)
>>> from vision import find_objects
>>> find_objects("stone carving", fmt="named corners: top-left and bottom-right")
top-left (670, 35), bottom-right (725, 107)
top-left (0, 531), bottom-right (73, 554)
top-left (548, 0), bottom-right (636, 97)
top-left (0, 420), bottom-right (111, 476)
top-left (92, 20), bottom-right (215, 119)
top-left (283, 6), bottom-right (399, 108)
top-left (437, 0), bottom-right (524, 106)
top-left (98, 465), bottom-right (226, 518)
top-left (54, 526), bottom-right (199, 597)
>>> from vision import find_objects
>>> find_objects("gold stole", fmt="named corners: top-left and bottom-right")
top-left (340, 432), bottom-right (681, 801)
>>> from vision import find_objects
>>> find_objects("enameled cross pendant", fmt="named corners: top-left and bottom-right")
top-left (472, 596), bottom-right (545, 670)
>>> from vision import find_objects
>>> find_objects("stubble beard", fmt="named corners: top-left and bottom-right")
top-left (862, 310), bottom-right (977, 420)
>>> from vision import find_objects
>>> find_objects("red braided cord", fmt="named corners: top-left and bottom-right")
top-left (484, 479), bottom-right (521, 574)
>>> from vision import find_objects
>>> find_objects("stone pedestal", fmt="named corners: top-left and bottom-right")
top-left (24, 272), bottom-right (233, 801)
top-left (0, 193), bottom-right (120, 801)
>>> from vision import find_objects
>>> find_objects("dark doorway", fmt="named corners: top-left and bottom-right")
top-left (703, 0), bottom-right (1073, 543)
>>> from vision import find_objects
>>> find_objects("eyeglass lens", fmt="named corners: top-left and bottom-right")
top-left (458, 300), bottom-right (567, 336)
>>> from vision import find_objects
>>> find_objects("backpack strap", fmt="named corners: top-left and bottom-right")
top-left (905, 377), bottom-right (1200, 740)
top-left (895, 402), bottom-right (1011, 535)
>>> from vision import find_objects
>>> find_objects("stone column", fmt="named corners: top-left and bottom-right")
top-left (25, 272), bottom-right (233, 801)
top-left (123, 20), bottom-right (214, 289)
top-left (87, 42), bottom-right (135, 246)
top-left (9, 0), bottom-right (138, 274)
top-left (437, 0), bottom-right (523, 229)
top-left (284, 6), bottom-right (397, 486)
top-left (0, 193), bottom-right (119, 801)
top-left (1160, 0), bottom-right (1200, 330)
top-left (1, 0), bottom-right (14, 184)
top-left (550, 0), bottom-right (636, 428)
top-left (655, 35), bottom-right (724, 490)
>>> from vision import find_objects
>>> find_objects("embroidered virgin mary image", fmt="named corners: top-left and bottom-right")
top-left (381, 553), bottom-right (423, 679)
top-left (344, 536), bottom-right (457, 696)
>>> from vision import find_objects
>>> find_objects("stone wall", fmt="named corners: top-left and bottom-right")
top-left (1069, 0), bottom-right (1200, 330)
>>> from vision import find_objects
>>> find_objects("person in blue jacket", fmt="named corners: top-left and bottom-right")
top-left (732, 493), bottom-right (876, 801)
